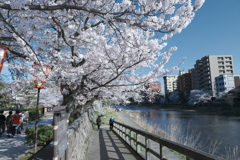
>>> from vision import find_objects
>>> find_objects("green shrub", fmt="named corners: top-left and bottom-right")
top-left (25, 125), bottom-right (53, 146)
top-left (28, 109), bottom-right (36, 122)
top-left (28, 108), bottom-right (44, 121)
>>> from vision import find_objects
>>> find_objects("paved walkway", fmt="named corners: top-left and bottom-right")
top-left (87, 125), bottom-right (143, 160)
top-left (0, 113), bottom-right (53, 160)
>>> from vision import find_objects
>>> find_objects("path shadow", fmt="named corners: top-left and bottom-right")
top-left (0, 134), bottom-right (30, 159)
top-left (98, 127), bottom-right (143, 160)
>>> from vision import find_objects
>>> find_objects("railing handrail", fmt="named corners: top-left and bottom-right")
top-left (113, 121), bottom-right (222, 160)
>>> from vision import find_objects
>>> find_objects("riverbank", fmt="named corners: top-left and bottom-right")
top-left (122, 107), bottom-right (240, 159)
top-left (128, 103), bottom-right (240, 116)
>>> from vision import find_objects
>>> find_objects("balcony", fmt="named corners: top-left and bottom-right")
top-left (219, 70), bottom-right (225, 74)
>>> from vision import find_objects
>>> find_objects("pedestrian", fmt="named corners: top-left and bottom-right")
top-left (0, 110), bottom-right (6, 137)
top-left (109, 116), bottom-right (115, 131)
top-left (19, 111), bottom-right (25, 133)
top-left (6, 111), bottom-right (13, 138)
top-left (96, 115), bottom-right (102, 130)
top-left (10, 110), bottom-right (22, 137)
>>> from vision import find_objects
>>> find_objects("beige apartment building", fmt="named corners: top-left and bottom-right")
top-left (163, 75), bottom-right (178, 96)
top-left (191, 55), bottom-right (234, 96)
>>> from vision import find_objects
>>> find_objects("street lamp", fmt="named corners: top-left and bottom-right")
top-left (31, 64), bottom-right (50, 155)
top-left (0, 46), bottom-right (7, 73)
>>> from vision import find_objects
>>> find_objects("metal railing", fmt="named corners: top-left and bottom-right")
top-left (113, 121), bottom-right (222, 160)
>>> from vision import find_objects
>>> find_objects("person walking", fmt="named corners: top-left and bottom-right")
top-left (96, 116), bottom-right (102, 130)
top-left (0, 110), bottom-right (6, 137)
top-left (109, 116), bottom-right (115, 132)
top-left (6, 111), bottom-right (13, 138)
top-left (19, 111), bottom-right (25, 133)
top-left (10, 110), bottom-right (22, 137)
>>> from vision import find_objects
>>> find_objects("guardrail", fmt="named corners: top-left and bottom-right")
top-left (113, 121), bottom-right (222, 160)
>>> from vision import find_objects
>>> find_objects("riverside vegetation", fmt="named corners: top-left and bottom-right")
top-left (123, 109), bottom-right (240, 160)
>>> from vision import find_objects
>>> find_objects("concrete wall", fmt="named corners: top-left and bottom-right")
top-left (68, 100), bottom-right (102, 160)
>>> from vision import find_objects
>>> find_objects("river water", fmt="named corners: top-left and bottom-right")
top-left (121, 106), bottom-right (240, 158)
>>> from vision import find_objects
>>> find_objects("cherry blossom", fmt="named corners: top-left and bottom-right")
top-left (0, 0), bottom-right (204, 116)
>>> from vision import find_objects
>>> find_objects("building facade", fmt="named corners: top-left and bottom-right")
top-left (163, 75), bottom-right (178, 96)
top-left (215, 75), bottom-right (235, 97)
top-left (191, 55), bottom-right (234, 96)
top-left (234, 75), bottom-right (240, 88)
top-left (147, 82), bottom-right (161, 103)
top-left (148, 82), bottom-right (161, 93)
top-left (178, 70), bottom-right (192, 93)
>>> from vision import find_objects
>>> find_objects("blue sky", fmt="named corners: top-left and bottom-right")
top-left (159, 0), bottom-right (240, 89)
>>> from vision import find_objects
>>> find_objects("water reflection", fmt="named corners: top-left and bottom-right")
top-left (122, 106), bottom-right (240, 157)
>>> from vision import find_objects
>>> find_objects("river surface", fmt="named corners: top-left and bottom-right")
top-left (120, 106), bottom-right (240, 158)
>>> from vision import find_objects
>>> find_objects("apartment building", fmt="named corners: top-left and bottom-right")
top-left (234, 75), bottom-right (240, 87)
top-left (163, 75), bottom-right (178, 96)
top-left (215, 75), bottom-right (235, 97)
top-left (178, 70), bottom-right (192, 93)
top-left (148, 82), bottom-right (161, 93)
top-left (191, 55), bottom-right (234, 96)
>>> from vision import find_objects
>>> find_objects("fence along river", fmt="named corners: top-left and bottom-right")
top-left (121, 106), bottom-right (240, 158)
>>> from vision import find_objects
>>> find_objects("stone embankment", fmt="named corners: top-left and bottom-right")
top-left (67, 100), bottom-right (102, 160)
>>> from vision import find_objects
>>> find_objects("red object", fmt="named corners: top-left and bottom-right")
top-left (0, 46), bottom-right (7, 73)
top-left (11, 114), bottom-right (22, 125)
top-left (32, 64), bottom-right (50, 88)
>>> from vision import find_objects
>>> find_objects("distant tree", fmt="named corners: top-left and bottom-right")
top-left (188, 90), bottom-right (211, 106)
top-left (0, 81), bottom-right (5, 89)
top-left (160, 96), bottom-right (166, 105)
top-left (0, 81), bottom-right (13, 108)
top-left (169, 91), bottom-right (180, 104)
top-left (178, 91), bottom-right (189, 104)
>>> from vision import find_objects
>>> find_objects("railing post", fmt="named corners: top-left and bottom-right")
top-left (123, 127), bottom-right (126, 141)
top-left (160, 143), bottom-right (163, 160)
top-left (128, 129), bottom-right (130, 145)
top-left (120, 125), bottom-right (122, 137)
top-left (145, 137), bottom-right (149, 160)
top-left (130, 130), bottom-right (132, 147)
top-left (136, 133), bottom-right (138, 153)
top-left (117, 124), bottom-right (120, 135)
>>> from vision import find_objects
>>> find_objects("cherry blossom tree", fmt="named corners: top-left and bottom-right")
top-left (168, 91), bottom-right (180, 104)
top-left (188, 90), bottom-right (211, 106)
top-left (0, 0), bottom-right (205, 116)
top-left (39, 86), bottom-right (63, 107)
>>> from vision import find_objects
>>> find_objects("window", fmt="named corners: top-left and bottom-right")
top-left (225, 61), bottom-right (232, 64)
top-left (218, 61), bottom-right (224, 65)
top-left (218, 57), bottom-right (224, 60)
top-left (225, 57), bottom-right (232, 60)
top-left (219, 70), bottom-right (225, 74)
